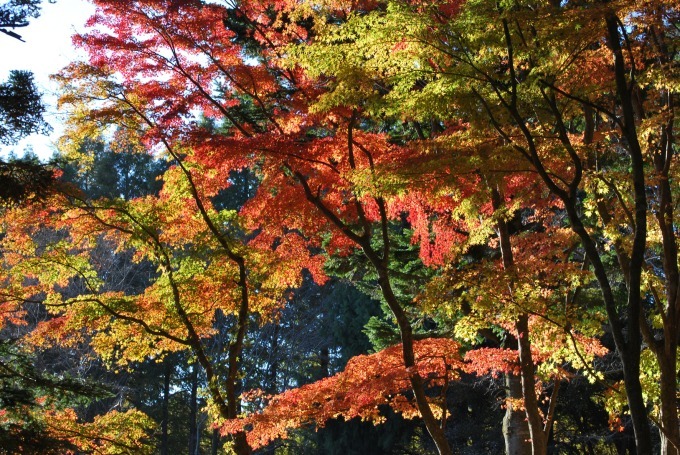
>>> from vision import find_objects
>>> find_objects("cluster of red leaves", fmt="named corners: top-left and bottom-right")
top-left (221, 338), bottom-right (462, 449)
top-left (464, 348), bottom-right (522, 378)
top-left (393, 192), bottom-right (469, 266)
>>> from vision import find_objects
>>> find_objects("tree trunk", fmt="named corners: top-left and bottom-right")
top-left (659, 354), bottom-right (680, 455)
top-left (318, 347), bottom-right (330, 379)
top-left (503, 372), bottom-right (532, 455)
top-left (605, 15), bottom-right (653, 453)
top-left (651, 92), bottom-right (680, 455)
top-left (492, 188), bottom-right (536, 455)
top-left (189, 364), bottom-right (199, 455)
top-left (225, 273), bottom-right (252, 455)
top-left (516, 315), bottom-right (547, 455)
top-left (267, 325), bottom-right (279, 393)
top-left (375, 269), bottom-right (453, 455)
top-left (161, 363), bottom-right (170, 455)
top-left (211, 428), bottom-right (221, 455)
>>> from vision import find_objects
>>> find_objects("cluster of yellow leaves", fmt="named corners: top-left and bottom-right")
top-left (45, 409), bottom-right (156, 455)
top-left (0, 405), bottom-right (154, 455)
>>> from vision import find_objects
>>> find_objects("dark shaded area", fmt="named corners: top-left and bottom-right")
top-left (0, 339), bottom-right (110, 454)
top-left (0, 155), bottom-right (53, 204)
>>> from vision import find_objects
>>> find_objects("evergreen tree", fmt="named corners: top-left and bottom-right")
top-left (56, 136), bottom-right (166, 200)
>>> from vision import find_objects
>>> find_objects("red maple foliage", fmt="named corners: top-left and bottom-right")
top-left (221, 338), bottom-right (462, 449)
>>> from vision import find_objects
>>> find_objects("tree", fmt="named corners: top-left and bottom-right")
top-left (53, 1), bottom-right (464, 453)
top-left (55, 134), bottom-right (166, 201)
top-left (0, 71), bottom-right (53, 204)
top-left (0, 152), bottom-right (52, 205)
top-left (266, 3), bottom-right (612, 454)
top-left (0, 233), bottom-right (156, 454)
top-left (0, 0), bottom-right (54, 203)
top-left (6, 0), bottom-right (670, 453)
top-left (281, 1), bottom-right (680, 453)
top-left (0, 0), bottom-right (44, 41)
top-left (0, 71), bottom-right (50, 146)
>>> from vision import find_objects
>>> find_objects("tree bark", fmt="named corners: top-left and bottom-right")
top-left (189, 364), bottom-right (199, 455)
top-left (650, 82), bottom-right (679, 455)
top-left (492, 186), bottom-right (562, 455)
top-left (225, 260), bottom-right (252, 455)
top-left (492, 188), bottom-right (533, 455)
top-left (374, 268), bottom-right (453, 455)
top-left (516, 315), bottom-right (547, 455)
top-left (267, 325), bottom-right (279, 393)
top-left (659, 355), bottom-right (680, 455)
top-left (161, 363), bottom-right (170, 455)
top-left (211, 428), bottom-right (220, 455)
top-left (503, 372), bottom-right (532, 455)
top-left (605, 15), bottom-right (653, 453)
top-left (318, 347), bottom-right (330, 379)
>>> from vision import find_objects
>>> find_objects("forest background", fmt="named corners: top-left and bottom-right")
top-left (1, 0), bottom-right (678, 454)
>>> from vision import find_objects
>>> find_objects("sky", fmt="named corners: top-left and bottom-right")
top-left (1, 0), bottom-right (95, 159)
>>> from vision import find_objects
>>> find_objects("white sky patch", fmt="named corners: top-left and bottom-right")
top-left (0, 0), bottom-right (95, 160)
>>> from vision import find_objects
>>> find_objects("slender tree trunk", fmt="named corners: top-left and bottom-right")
top-left (267, 325), bottom-right (279, 393)
top-left (375, 268), bottom-right (453, 455)
top-left (189, 364), bottom-right (199, 455)
top-left (605, 16), bottom-right (654, 453)
top-left (491, 188), bottom-right (548, 455)
top-left (652, 98), bottom-right (679, 455)
top-left (211, 428), bottom-right (221, 455)
top-left (161, 363), bottom-right (170, 455)
top-left (503, 372), bottom-right (532, 455)
top-left (516, 315), bottom-right (547, 455)
top-left (225, 260), bottom-right (252, 455)
top-left (659, 354), bottom-right (680, 455)
top-left (318, 347), bottom-right (330, 379)
top-left (492, 188), bottom-right (532, 455)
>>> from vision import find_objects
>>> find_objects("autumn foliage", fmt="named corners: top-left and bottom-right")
top-left (3, 0), bottom-right (680, 453)
top-left (222, 338), bottom-right (462, 449)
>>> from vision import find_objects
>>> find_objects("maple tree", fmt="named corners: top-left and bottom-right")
top-left (1, 147), bottom-right (321, 454)
top-left (455, 199), bottom-right (607, 455)
top-left (446, 4), bottom-right (680, 453)
top-left (4, 0), bottom-right (680, 453)
top-left (51, 1), bottom-right (466, 454)
top-left (271, 3), bottom-right (616, 455)
top-left (297, 0), bottom-right (680, 453)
